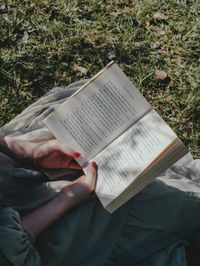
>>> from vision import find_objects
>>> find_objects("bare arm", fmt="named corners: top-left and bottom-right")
top-left (21, 162), bottom-right (97, 235)
top-left (3, 136), bottom-right (97, 235)
top-left (4, 136), bottom-right (82, 169)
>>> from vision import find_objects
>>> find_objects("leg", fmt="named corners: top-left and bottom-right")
top-left (107, 176), bottom-right (200, 265)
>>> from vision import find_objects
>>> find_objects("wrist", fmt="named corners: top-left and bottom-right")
top-left (5, 136), bottom-right (27, 158)
top-left (59, 182), bottom-right (94, 207)
top-left (3, 136), bottom-right (36, 168)
top-left (56, 185), bottom-right (79, 211)
top-left (0, 135), bottom-right (11, 154)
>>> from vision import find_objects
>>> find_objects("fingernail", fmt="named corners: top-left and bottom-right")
top-left (92, 161), bottom-right (97, 168)
top-left (74, 152), bottom-right (81, 157)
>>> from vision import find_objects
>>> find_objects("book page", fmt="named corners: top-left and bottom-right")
top-left (44, 63), bottom-right (151, 166)
top-left (89, 109), bottom-right (178, 206)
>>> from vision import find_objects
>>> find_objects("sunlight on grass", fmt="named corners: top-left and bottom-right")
top-left (0, 0), bottom-right (199, 158)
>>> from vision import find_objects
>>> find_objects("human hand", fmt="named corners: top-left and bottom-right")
top-left (21, 162), bottom-right (98, 235)
top-left (5, 136), bottom-right (82, 169)
top-left (59, 162), bottom-right (98, 204)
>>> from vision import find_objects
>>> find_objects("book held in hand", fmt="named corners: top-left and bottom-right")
top-left (43, 61), bottom-right (188, 213)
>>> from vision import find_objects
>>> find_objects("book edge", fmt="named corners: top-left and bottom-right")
top-left (106, 144), bottom-right (188, 212)
top-left (105, 138), bottom-right (188, 212)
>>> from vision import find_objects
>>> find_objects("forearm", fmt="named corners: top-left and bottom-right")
top-left (21, 185), bottom-right (78, 236)
top-left (4, 135), bottom-right (33, 159)
top-left (1, 135), bottom-right (34, 166)
top-left (21, 161), bottom-right (97, 236)
top-left (0, 135), bottom-right (16, 158)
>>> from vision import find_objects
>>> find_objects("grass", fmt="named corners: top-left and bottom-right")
top-left (0, 2), bottom-right (200, 265)
top-left (0, 0), bottom-right (199, 160)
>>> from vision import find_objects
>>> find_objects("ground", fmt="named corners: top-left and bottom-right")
top-left (0, 1), bottom-right (200, 265)
top-left (0, 0), bottom-right (199, 158)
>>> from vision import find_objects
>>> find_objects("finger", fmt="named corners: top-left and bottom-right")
top-left (36, 151), bottom-right (72, 169)
top-left (34, 140), bottom-right (82, 161)
top-left (86, 162), bottom-right (98, 191)
top-left (53, 140), bottom-right (80, 158)
top-left (49, 140), bottom-right (82, 159)
top-left (67, 160), bottom-right (82, 170)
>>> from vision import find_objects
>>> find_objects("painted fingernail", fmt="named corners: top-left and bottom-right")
top-left (74, 152), bottom-right (81, 157)
top-left (92, 161), bottom-right (97, 168)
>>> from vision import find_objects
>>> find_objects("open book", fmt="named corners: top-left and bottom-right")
top-left (43, 61), bottom-right (188, 213)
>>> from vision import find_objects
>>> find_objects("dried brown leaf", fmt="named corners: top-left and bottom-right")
top-left (145, 21), bottom-right (150, 28)
top-left (155, 70), bottom-right (168, 80)
top-left (153, 12), bottom-right (168, 20)
top-left (73, 64), bottom-right (88, 75)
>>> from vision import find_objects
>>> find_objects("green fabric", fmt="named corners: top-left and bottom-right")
top-left (1, 151), bottom-right (200, 266)
top-left (0, 151), bottom-right (129, 266)
top-left (0, 207), bottom-right (40, 266)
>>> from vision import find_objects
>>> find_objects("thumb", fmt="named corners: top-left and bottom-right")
top-left (85, 162), bottom-right (98, 192)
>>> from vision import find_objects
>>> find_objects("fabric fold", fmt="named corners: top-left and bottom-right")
top-left (0, 207), bottom-right (41, 266)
